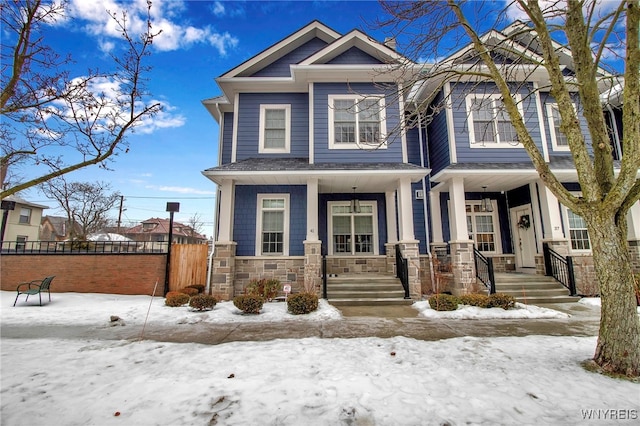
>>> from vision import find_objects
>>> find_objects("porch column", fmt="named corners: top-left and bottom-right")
top-left (536, 181), bottom-right (569, 256)
top-left (397, 177), bottom-right (415, 241)
top-left (429, 190), bottom-right (448, 258)
top-left (385, 191), bottom-right (398, 274)
top-left (304, 178), bottom-right (322, 294)
top-left (448, 177), bottom-right (475, 295)
top-left (210, 179), bottom-right (236, 300)
top-left (627, 201), bottom-right (640, 273)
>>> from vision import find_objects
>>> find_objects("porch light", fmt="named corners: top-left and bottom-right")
top-left (481, 186), bottom-right (493, 212)
top-left (350, 187), bottom-right (361, 214)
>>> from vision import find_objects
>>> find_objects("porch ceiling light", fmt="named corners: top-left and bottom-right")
top-left (481, 186), bottom-right (493, 212)
top-left (350, 187), bottom-right (361, 214)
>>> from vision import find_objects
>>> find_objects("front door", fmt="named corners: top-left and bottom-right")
top-left (511, 205), bottom-right (536, 268)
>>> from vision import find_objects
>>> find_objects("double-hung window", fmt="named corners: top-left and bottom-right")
top-left (328, 95), bottom-right (386, 149)
top-left (566, 210), bottom-right (591, 251)
top-left (466, 94), bottom-right (522, 147)
top-left (19, 208), bottom-right (31, 224)
top-left (259, 105), bottom-right (290, 153)
top-left (329, 202), bottom-right (378, 255)
top-left (466, 202), bottom-right (500, 253)
top-left (546, 103), bottom-right (571, 151)
top-left (256, 194), bottom-right (289, 255)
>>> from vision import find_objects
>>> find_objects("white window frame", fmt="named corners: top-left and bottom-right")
top-left (546, 103), bottom-right (572, 152)
top-left (466, 94), bottom-right (524, 148)
top-left (561, 204), bottom-right (592, 253)
top-left (255, 194), bottom-right (290, 256)
top-left (259, 104), bottom-right (291, 154)
top-left (19, 208), bottom-right (31, 224)
top-left (328, 95), bottom-right (387, 150)
top-left (327, 201), bottom-right (379, 255)
top-left (465, 201), bottom-right (502, 254)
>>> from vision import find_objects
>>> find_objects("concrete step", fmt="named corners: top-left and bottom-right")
top-left (326, 274), bottom-right (409, 306)
top-left (328, 298), bottom-right (414, 307)
top-left (328, 290), bottom-right (406, 299)
top-left (492, 272), bottom-right (579, 304)
top-left (514, 295), bottom-right (582, 304)
top-left (495, 288), bottom-right (572, 297)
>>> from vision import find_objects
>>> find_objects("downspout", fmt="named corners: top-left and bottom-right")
top-left (606, 104), bottom-right (622, 159)
top-left (416, 105), bottom-right (436, 294)
top-left (206, 103), bottom-right (224, 295)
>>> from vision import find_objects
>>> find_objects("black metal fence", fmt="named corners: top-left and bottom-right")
top-left (0, 240), bottom-right (168, 254)
top-left (473, 247), bottom-right (496, 294)
top-left (395, 244), bottom-right (411, 299)
top-left (543, 243), bottom-right (577, 295)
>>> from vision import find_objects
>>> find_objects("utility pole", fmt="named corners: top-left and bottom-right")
top-left (117, 195), bottom-right (124, 233)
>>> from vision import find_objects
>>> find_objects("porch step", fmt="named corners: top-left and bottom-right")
top-left (326, 274), bottom-right (412, 306)
top-left (493, 273), bottom-right (581, 304)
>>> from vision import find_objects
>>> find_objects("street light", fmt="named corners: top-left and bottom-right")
top-left (0, 200), bottom-right (16, 243)
top-left (164, 202), bottom-right (180, 296)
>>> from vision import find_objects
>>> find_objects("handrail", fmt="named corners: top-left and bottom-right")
top-left (322, 252), bottom-right (328, 299)
top-left (473, 247), bottom-right (496, 294)
top-left (0, 240), bottom-right (169, 254)
top-left (395, 244), bottom-right (411, 299)
top-left (543, 243), bottom-right (577, 295)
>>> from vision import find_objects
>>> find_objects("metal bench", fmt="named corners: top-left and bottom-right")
top-left (13, 276), bottom-right (55, 306)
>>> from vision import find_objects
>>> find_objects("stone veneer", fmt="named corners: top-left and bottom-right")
top-left (324, 255), bottom-right (388, 275)
top-left (233, 257), bottom-right (305, 297)
top-left (449, 241), bottom-right (476, 296)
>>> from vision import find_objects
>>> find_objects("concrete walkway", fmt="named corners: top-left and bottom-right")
top-left (1, 302), bottom-right (601, 346)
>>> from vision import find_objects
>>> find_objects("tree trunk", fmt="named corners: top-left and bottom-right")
top-left (591, 212), bottom-right (640, 377)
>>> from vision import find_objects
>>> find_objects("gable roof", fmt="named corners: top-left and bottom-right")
top-left (125, 218), bottom-right (206, 240)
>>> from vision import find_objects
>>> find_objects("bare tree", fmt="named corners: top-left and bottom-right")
top-left (377, 0), bottom-right (639, 377)
top-left (186, 213), bottom-right (205, 238)
top-left (1, 0), bottom-right (162, 196)
top-left (40, 177), bottom-right (120, 239)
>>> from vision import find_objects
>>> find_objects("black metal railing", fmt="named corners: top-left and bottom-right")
top-left (473, 247), bottom-right (496, 294)
top-left (0, 240), bottom-right (168, 254)
top-left (543, 243), bottom-right (576, 295)
top-left (395, 244), bottom-right (411, 299)
top-left (322, 252), bottom-right (328, 299)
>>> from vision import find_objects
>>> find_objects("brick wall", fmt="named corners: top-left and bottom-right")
top-left (1, 254), bottom-right (166, 295)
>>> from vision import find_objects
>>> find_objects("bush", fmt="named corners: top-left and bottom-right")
top-left (246, 278), bottom-right (280, 301)
top-left (428, 294), bottom-right (460, 311)
top-left (189, 294), bottom-right (217, 311)
top-left (488, 293), bottom-right (516, 310)
top-left (165, 292), bottom-right (190, 307)
top-left (287, 292), bottom-right (319, 315)
top-left (185, 284), bottom-right (205, 294)
top-left (179, 287), bottom-right (199, 296)
top-left (459, 293), bottom-right (490, 308)
top-left (233, 294), bottom-right (264, 314)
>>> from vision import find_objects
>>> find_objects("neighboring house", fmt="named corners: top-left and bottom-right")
top-left (40, 216), bottom-right (82, 241)
top-left (202, 20), bottom-right (640, 300)
top-left (0, 195), bottom-right (48, 248)
top-left (124, 218), bottom-right (207, 245)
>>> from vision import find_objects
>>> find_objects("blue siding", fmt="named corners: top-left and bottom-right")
top-left (540, 92), bottom-right (593, 156)
top-left (221, 112), bottom-right (233, 165)
top-left (406, 126), bottom-right (423, 165)
top-left (313, 82), bottom-right (404, 163)
top-left (233, 185), bottom-right (306, 256)
top-left (412, 182), bottom-right (428, 254)
top-left (451, 82), bottom-right (542, 163)
top-left (250, 38), bottom-right (328, 77)
top-left (318, 193), bottom-right (387, 255)
top-left (327, 47), bottom-right (384, 65)
top-left (236, 93), bottom-right (309, 161)
top-left (427, 91), bottom-right (451, 174)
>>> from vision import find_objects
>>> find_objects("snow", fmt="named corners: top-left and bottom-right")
top-left (2, 291), bottom-right (638, 425)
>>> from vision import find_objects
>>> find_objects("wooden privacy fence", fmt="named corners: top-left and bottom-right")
top-left (169, 244), bottom-right (208, 292)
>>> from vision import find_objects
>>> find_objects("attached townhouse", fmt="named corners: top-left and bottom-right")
top-left (202, 20), bottom-right (640, 302)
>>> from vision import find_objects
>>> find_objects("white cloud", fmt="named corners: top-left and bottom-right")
top-left (212, 1), bottom-right (225, 16)
top-left (145, 185), bottom-right (216, 195)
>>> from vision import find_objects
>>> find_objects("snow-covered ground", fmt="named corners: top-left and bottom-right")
top-left (2, 291), bottom-right (638, 425)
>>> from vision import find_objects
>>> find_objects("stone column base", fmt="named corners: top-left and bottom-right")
top-left (385, 243), bottom-right (397, 275)
top-left (303, 240), bottom-right (322, 295)
top-left (210, 242), bottom-right (237, 301)
top-left (397, 241), bottom-right (421, 299)
top-left (449, 240), bottom-right (476, 296)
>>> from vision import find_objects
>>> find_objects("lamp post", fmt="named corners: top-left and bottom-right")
top-left (0, 200), bottom-right (16, 244)
top-left (164, 202), bottom-right (180, 296)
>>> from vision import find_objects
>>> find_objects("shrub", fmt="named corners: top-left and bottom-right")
top-left (165, 292), bottom-right (190, 307)
top-left (189, 294), bottom-right (217, 311)
top-left (179, 287), bottom-right (199, 296)
top-left (488, 293), bottom-right (516, 310)
top-left (247, 278), bottom-right (280, 301)
top-left (287, 292), bottom-right (319, 315)
top-left (185, 284), bottom-right (205, 294)
top-left (459, 293), bottom-right (490, 308)
top-left (233, 294), bottom-right (264, 314)
top-left (428, 294), bottom-right (460, 311)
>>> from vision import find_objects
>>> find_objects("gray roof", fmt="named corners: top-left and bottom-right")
top-left (204, 157), bottom-right (428, 173)
top-left (442, 156), bottom-right (620, 171)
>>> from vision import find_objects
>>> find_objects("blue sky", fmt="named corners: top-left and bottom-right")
top-left (15, 0), bottom-right (406, 236)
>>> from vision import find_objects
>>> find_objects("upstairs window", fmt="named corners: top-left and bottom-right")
top-left (259, 105), bottom-right (290, 153)
top-left (328, 95), bottom-right (387, 149)
top-left (466, 94), bottom-right (522, 147)
top-left (546, 103), bottom-right (571, 151)
top-left (19, 208), bottom-right (32, 224)
top-left (256, 194), bottom-right (289, 255)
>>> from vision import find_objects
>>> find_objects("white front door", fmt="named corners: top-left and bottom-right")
top-left (511, 205), bottom-right (536, 268)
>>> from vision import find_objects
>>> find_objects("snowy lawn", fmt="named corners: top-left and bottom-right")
top-left (2, 292), bottom-right (638, 425)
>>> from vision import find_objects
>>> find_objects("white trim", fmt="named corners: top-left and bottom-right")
top-left (306, 179), bottom-right (319, 241)
top-left (327, 200), bottom-right (379, 256)
top-left (398, 83), bottom-right (408, 163)
top-left (327, 94), bottom-right (387, 150)
top-left (533, 82), bottom-right (550, 162)
top-left (309, 83), bottom-right (314, 164)
top-left (546, 103), bottom-right (572, 152)
top-left (258, 104), bottom-right (291, 154)
top-left (255, 194), bottom-right (290, 256)
top-left (443, 83), bottom-right (457, 163)
top-left (231, 93), bottom-right (239, 162)
top-left (466, 93), bottom-right (524, 148)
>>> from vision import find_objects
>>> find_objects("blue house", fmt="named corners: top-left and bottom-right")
top-left (202, 21), bottom-right (639, 302)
